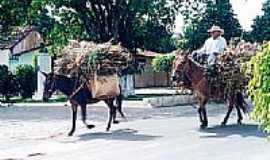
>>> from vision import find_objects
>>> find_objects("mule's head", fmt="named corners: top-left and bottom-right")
top-left (41, 72), bottom-right (57, 102)
top-left (171, 51), bottom-right (189, 83)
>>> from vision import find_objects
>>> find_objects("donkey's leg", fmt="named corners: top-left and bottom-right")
top-left (113, 108), bottom-right (119, 124)
top-left (112, 99), bottom-right (120, 124)
top-left (116, 95), bottom-right (126, 119)
top-left (81, 104), bottom-right (95, 129)
top-left (235, 105), bottom-right (243, 125)
top-left (105, 100), bottom-right (117, 131)
top-left (68, 104), bottom-right (78, 136)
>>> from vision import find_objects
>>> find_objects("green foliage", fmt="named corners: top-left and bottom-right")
top-left (249, 0), bottom-right (270, 42)
top-left (248, 43), bottom-right (270, 133)
top-left (32, 54), bottom-right (38, 70)
top-left (0, 65), bottom-right (18, 102)
top-left (181, 0), bottom-right (242, 50)
top-left (87, 49), bottom-right (103, 70)
top-left (133, 19), bottom-right (176, 53)
top-left (16, 65), bottom-right (37, 99)
top-left (152, 55), bottom-right (175, 72)
top-left (0, 0), bottom-right (31, 32)
top-left (10, 0), bottom-right (192, 53)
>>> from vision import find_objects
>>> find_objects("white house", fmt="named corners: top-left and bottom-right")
top-left (0, 27), bottom-right (43, 72)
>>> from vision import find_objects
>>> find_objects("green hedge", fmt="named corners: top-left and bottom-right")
top-left (16, 65), bottom-right (37, 99)
top-left (152, 55), bottom-right (175, 73)
top-left (248, 43), bottom-right (270, 133)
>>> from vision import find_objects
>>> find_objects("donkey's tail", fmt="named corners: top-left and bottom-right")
top-left (116, 85), bottom-right (126, 118)
top-left (236, 91), bottom-right (248, 114)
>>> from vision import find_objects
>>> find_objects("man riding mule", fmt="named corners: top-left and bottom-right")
top-left (171, 26), bottom-right (247, 129)
top-left (172, 53), bottom-right (247, 129)
top-left (192, 25), bottom-right (227, 66)
top-left (192, 26), bottom-right (228, 99)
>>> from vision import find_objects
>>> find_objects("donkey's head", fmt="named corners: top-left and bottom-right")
top-left (41, 72), bottom-right (57, 102)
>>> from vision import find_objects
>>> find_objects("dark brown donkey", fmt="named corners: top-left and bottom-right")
top-left (42, 72), bottom-right (125, 136)
top-left (171, 53), bottom-right (247, 129)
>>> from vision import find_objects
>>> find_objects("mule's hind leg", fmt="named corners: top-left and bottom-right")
top-left (235, 105), bottom-right (243, 125)
top-left (235, 92), bottom-right (247, 125)
top-left (198, 108), bottom-right (204, 128)
top-left (68, 104), bottom-right (78, 136)
top-left (221, 105), bottom-right (233, 126)
top-left (81, 104), bottom-right (95, 129)
top-left (201, 108), bottom-right (208, 128)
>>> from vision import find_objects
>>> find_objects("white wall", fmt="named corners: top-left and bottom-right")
top-left (0, 49), bottom-right (10, 67)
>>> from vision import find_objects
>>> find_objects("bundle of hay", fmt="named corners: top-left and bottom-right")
top-left (54, 40), bottom-right (132, 99)
top-left (54, 40), bottom-right (132, 78)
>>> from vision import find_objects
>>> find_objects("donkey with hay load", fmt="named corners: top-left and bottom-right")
top-left (42, 40), bottom-right (132, 136)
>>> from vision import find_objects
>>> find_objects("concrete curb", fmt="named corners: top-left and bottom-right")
top-left (143, 95), bottom-right (196, 108)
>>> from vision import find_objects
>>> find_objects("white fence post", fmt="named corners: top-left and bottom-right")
top-left (121, 75), bottom-right (135, 98)
top-left (33, 52), bottom-right (51, 100)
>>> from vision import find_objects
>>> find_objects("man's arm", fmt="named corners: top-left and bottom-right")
top-left (218, 38), bottom-right (227, 53)
top-left (196, 40), bottom-right (207, 54)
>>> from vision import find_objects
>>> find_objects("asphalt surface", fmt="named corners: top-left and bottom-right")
top-left (0, 102), bottom-right (269, 160)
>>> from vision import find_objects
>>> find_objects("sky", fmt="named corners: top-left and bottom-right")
top-left (174, 0), bottom-right (266, 33)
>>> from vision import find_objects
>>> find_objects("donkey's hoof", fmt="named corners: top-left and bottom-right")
top-left (113, 120), bottom-right (120, 124)
top-left (237, 121), bottom-right (242, 125)
top-left (86, 124), bottom-right (95, 129)
top-left (68, 132), bottom-right (74, 136)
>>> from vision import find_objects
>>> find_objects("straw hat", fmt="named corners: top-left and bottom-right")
top-left (208, 25), bottom-right (224, 35)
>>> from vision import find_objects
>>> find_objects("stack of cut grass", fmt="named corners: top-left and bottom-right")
top-left (54, 40), bottom-right (132, 78)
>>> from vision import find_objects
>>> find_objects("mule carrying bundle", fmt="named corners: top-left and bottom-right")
top-left (217, 44), bottom-right (257, 93)
top-left (54, 40), bottom-right (132, 99)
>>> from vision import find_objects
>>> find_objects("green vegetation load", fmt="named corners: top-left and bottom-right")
top-left (54, 40), bottom-right (132, 78)
top-left (217, 42), bottom-right (259, 92)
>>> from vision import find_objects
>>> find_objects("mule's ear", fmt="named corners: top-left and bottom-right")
top-left (40, 71), bottom-right (48, 77)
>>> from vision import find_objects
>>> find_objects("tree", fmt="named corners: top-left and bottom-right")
top-left (26, 0), bottom-right (189, 53)
top-left (249, 0), bottom-right (270, 42)
top-left (181, 0), bottom-right (242, 50)
top-left (0, 0), bottom-right (31, 32)
top-left (2, 0), bottom-right (234, 53)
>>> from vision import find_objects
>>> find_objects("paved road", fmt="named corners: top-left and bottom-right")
top-left (0, 102), bottom-right (269, 160)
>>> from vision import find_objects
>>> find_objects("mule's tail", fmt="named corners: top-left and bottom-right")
top-left (116, 85), bottom-right (126, 118)
top-left (236, 91), bottom-right (248, 114)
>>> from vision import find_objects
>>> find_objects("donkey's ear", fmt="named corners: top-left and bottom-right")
top-left (184, 49), bottom-right (190, 55)
top-left (40, 71), bottom-right (48, 77)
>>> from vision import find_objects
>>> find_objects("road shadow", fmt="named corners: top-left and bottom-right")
top-left (200, 124), bottom-right (268, 138)
top-left (78, 128), bottom-right (162, 142)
